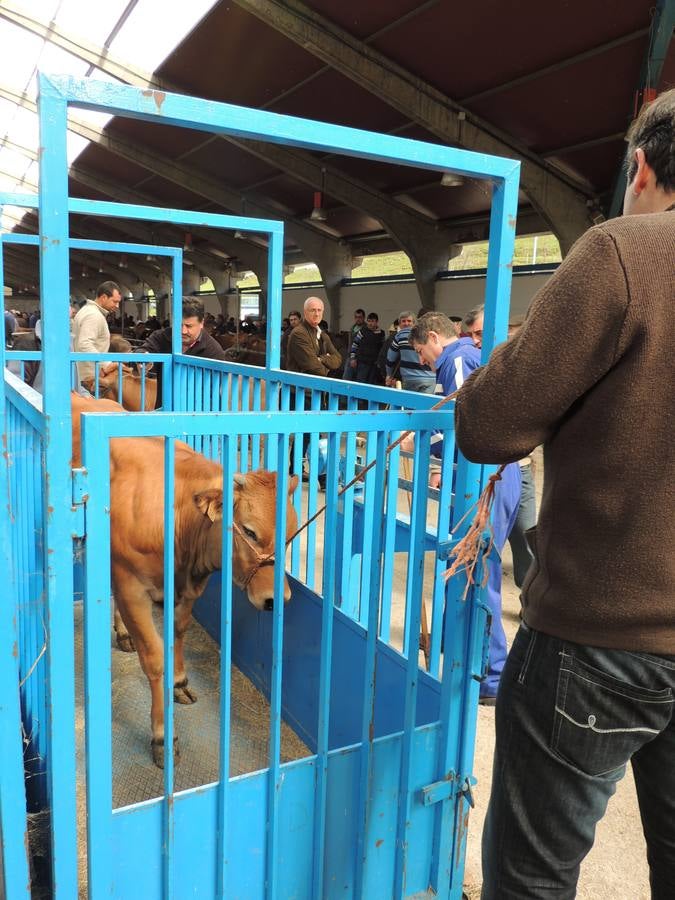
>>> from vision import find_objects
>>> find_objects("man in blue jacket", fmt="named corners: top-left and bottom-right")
top-left (409, 312), bottom-right (521, 703)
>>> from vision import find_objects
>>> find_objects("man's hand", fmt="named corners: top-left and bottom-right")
top-left (400, 432), bottom-right (415, 453)
top-left (350, 358), bottom-right (357, 369)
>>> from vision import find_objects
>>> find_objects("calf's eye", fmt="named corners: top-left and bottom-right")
top-left (243, 526), bottom-right (258, 542)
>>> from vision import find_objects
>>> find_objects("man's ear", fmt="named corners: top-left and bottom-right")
top-left (194, 489), bottom-right (223, 523)
top-left (630, 148), bottom-right (651, 196)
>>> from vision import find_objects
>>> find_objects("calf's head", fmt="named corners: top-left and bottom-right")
top-left (194, 470), bottom-right (299, 610)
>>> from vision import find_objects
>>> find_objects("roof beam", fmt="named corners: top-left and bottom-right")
top-left (463, 28), bottom-right (650, 104)
top-left (231, 0), bottom-right (596, 252)
top-left (0, 2), bottom-right (464, 280)
top-left (0, 82), bottom-right (342, 268)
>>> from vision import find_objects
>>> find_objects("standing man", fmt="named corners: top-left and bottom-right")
top-left (409, 313), bottom-right (521, 704)
top-left (72, 280), bottom-right (122, 392)
top-left (385, 310), bottom-right (436, 393)
top-left (281, 309), bottom-right (302, 369)
top-left (286, 296), bottom-right (342, 489)
top-left (349, 312), bottom-right (385, 385)
top-left (138, 297), bottom-right (227, 407)
top-left (463, 305), bottom-right (484, 347)
top-left (342, 308), bottom-right (365, 379)
top-left (455, 89), bottom-right (675, 897)
top-left (285, 296), bottom-right (341, 378)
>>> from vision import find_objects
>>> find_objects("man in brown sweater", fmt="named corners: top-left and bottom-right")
top-left (455, 89), bottom-right (675, 898)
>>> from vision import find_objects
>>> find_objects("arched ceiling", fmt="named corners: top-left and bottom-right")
top-left (1, 0), bottom-right (673, 298)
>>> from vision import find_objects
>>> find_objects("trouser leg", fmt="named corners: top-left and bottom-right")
top-left (482, 465), bottom-right (521, 696)
top-left (482, 627), bottom-right (675, 899)
top-left (632, 713), bottom-right (675, 898)
top-left (507, 462), bottom-right (537, 587)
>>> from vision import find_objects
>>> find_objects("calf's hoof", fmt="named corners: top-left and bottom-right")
top-left (151, 736), bottom-right (180, 769)
top-left (174, 679), bottom-right (198, 704)
top-left (116, 633), bottom-right (136, 653)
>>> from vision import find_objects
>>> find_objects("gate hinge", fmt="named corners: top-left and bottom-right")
top-left (420, 771), bottom-right (477, 808)
top-left (71, 467), bottom-right (88, 539)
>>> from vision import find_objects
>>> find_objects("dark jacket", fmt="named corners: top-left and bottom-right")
top-left (350, 325), bottom-right (384, 366)
top-left (138, 325), bottom-right (227, 407)
top-left (286, 320), bottom-right (342, 376)
top-left (455, 210), bottom-right (675, 654)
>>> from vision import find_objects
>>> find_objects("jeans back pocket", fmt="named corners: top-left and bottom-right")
top-left (551, 651), bottom-right (673, 777)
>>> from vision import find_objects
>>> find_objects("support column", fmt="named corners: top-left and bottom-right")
top-left (401, 233), bottom-right (457, 312)
top-left (313, 242), bottom-right (352, 330)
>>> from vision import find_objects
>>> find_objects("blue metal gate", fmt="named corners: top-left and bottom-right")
top-left (0, 75), bottom-right (520, 898)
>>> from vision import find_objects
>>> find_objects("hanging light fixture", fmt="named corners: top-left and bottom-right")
top-left (233, 230), bottom-right (244, 240)
top-left (310, 168), bottom-right (328, 221)
top-left (310, 191), bottom-right (327, 221)
top-left (118, 255), bottom-right (128, 269)
top-left (440, 171), bottom-right (464, 188)
top-left (98, 260), bottom-right (104, 273)
top-left (183, 232), bottom-right (192, 252)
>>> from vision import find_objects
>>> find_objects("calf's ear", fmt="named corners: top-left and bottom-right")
top-left (194, 489), bottom-right (223, 522)
top-left (288, 474), bottom-right (299, 495)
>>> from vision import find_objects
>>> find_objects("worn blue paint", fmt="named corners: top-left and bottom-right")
top-left (0, 75), bottom-right (518, 899)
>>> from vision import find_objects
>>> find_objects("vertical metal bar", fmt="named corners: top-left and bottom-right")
top-left (240, 378), bottom-right (250, 473)
top-left (429, 170), bottom-right (519, 898)
top-left (266, 228), bottom-right (283, 372)
top-left (216, 435), bottom-right (236, 899)
top-left (393, 430), bottom-right (431, 899)
top-left (378, 431), bottom-right (399, 643)
top-left (37, 73), bottom-right (79, 898)
top-left (82, 421), bottom-right (114, 898)
top-left (356, 431), bottom-right (378, 627)
top-left (251, 378), bottom-right (262, 467)
top-left (162, 437), bottom-right (176, 900)
top-left (312, 425), bottom-right (339, 899)
top-left (265, 432), bottom-right (289, 900)
top-left (164, 357), bottom-right (174, 411)
top-left (338, 399), bottom-right (358, 617)
top-left (429, 428), bottom-right (456, 676)
top-left (353, 430), bottom-right (387, 900)
top-left (140, 361), bottom-right (147, 411)
top-left (304, 390), bottom-right (321, 589)
top-left (0, 305), bottom-right (32, 898)
top-left (481, 170), bottom-right (519, 361)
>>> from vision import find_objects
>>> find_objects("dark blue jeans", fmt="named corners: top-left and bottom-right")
top-left (482, 624), bottom-right (675, 899)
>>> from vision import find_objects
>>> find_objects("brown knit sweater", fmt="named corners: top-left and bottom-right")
top-left (455, 210), bottom-right (675, 653)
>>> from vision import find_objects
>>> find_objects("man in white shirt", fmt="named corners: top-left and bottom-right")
top-left (72, 281), bottom-right (122, 391)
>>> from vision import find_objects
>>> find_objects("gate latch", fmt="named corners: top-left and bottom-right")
top-left (420, 771), bottom-right (477, 808)
top-left (71, 467), bottom-right (88, 539)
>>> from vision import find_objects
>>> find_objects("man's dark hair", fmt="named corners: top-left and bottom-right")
top-left (410, 312), bottom-right (456, 344)
top-left (182, 298), bottom-right (205, 321)
top-left (354, 308), bottom-right (365, 317)
top-left (96, 280), bottom-right (121, 298)
top-left (626, 88), bottom-right (675, 191)
top-left (289, 309), bottom-right (302, 319)
top-left (463, 304), bottom-right (484, 328)
top-left (367, 312), bottom-right (379, 321)
top-left (449, 315), bottom-right (463, 323)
